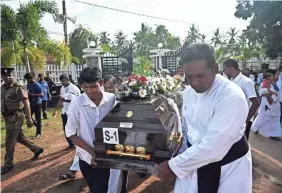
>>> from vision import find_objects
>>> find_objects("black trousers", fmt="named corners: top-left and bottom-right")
top-left (31, 104), bottom-right (42, 135)
top-left (42, 100), bottom-right (48, 119)
top-left (61, 114), bottom-right (74, 147)
top-left (79, 159), bottom-right (110, 193)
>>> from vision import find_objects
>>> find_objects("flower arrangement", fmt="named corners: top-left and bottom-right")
top-left (117, 68), bottom-right (183, 102)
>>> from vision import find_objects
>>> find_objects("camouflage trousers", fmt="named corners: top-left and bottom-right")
top-left (4, 112), bottom-right (41, 167)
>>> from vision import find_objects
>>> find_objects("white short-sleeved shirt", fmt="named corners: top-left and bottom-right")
top-left (65, 91), bottom-right (116, 164)
top-left (232, 73), bottom-right (257, 109)
top-left (60, 83), bottom-right (81, 114)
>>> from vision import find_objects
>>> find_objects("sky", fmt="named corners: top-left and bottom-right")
top-left (3, 0), bottom-right (249, 44)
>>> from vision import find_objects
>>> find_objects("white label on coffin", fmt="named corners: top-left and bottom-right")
top-left (119, 122), bottom-right (133, 128)
top-left (103, 127), bottom-right (119, 144)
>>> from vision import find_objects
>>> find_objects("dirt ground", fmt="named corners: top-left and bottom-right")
top-left (1, 120), bottom-right (282, 193)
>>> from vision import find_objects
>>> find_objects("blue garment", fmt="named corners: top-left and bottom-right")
top-left (27, 81), bottom-right (43, 104)
top-left (39, 81), bottom-right (49, 101)
top-left (273, 82), bottom-right (279, 92)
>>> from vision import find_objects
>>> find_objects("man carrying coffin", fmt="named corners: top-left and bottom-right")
top-left (158, 43), bottom-right (252, 193)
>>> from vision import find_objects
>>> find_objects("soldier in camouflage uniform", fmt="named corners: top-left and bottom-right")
top-left (1, 67), bottom-right (44, 175)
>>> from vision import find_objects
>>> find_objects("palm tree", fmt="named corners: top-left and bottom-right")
top-left (227, 27), bottom-right (239, 44)
top-left (114, 30), bottom-right (127, 48)
top-left (200, 34), bottom-right (207, 43)
top-left (210, 28), bottom-right (222, 47)
top-left (185, 24), bottom-right (200, 44)
top-left (1, 1), bottom-right (58, 72)
top-left (99, 31), bottom-right (111, 45)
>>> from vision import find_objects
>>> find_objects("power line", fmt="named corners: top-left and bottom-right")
top-left (73, 0), bottom-right (192, 25)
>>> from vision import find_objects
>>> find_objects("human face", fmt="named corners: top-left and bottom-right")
top-left (183, 60), bottom-right (217, 93)
top-left (274, 71), bottom-right (279, 82)
top-left (60, 78), bottom-right (70, 87)
top-left (81, 81), bottom-right (104, 100)
top-left (1, 74), bottom-right (14, 85)
top-left (223, 65), bottom-right (232, 77)
top-left (104, 80), bottom-right (116, 94)
top-left (177, 67), bottom-right (184, 76)
top-left (243, 69), bottom-right (250, 76)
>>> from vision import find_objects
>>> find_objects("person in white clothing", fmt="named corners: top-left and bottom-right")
top-left (177, 66), bottom-right (186, 83)
top-left (223, 59), bottom-right (259, 140)
top-left (158, 43), bottom-right (252, 193)
top-left (65, 67), bottom-right (124, 193)
top-left (53, 74), bottom-right (81, 150)
top-left (252, 70), bottom-right (281, 141)
top-left (243, 68), bottom-right (256, 83)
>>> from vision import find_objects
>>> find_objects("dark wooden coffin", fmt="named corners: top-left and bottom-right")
top-left (94, 96), bottom-right (182, 174)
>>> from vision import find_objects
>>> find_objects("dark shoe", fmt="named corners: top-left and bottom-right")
top-left (31, 148), bottom-right (44, 160)
top-left (1, 166), bottom-right (13, 175)
top-left (269, 137), bottom-right (281, 141)
top-left (254, 131), bottom-right (259, 134)
top-left (59, 171), bottom-right (76, 180)
top-left (64, 145), bottom-right (75, 151)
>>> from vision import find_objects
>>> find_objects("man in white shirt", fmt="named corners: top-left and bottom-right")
top-left (224, 59), bottom-right (259, 140)
top-left (53, 74), bottom-right (81, 150)
top-left (243, 68), bottom-right (255, 83)
top-left (177, 66), bottom-right (186, 82)
top-left (65, 67), bottom-right (120, 193)
top-left (158, 43), bottom-right (252, 193)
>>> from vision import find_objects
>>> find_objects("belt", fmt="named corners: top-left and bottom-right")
top-left (2, 109), bottom-right (24, 117)
top-left (188, 135), bottom-right (249, 193)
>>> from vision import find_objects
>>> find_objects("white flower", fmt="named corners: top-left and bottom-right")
top-left (139, 89), bottom-right (147, 98)
top-left (129, 80), bottom-right (137, 86)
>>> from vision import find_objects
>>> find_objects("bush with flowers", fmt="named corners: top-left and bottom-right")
top-left (116, 68), bottom-right (183, 102)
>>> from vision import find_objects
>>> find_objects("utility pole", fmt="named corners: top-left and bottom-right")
top-left (62, 0), bottom-right (68, 46)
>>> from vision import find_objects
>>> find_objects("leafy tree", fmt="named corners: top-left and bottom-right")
top-left (0, 1), bottom-right (59, 72)
top-left (99, 31), bottom-right (111, 45)
top-left (210, 28), bottom-right (223, 47)
top-left (227, 27), bottom-right (239, 44)
top-left (185, 24), bottom-right (200, 44)
top-left (235, 1), bottom-right (282, 59)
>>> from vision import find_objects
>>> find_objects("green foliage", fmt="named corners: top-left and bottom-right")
top-left (235, 1), bottom-right (282, 59)
top-left (133, 56), bottom-right (153, 77)
top-left (71, 56), bottom-right (80, 65)
top-left (39, 40), bottom-right (72, 66)
top-left (1, 41), bottom-right (23, 67)
top-left (1, 4), bottom-right (18, 43)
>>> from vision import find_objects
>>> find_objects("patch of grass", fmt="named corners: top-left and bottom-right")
top-left (1, 108), bottom-right (61, 144)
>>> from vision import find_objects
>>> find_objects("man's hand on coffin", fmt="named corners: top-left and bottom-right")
top-left (158, 160), bottom-right (175, 180)
top-left (91, 150), bottom-right (97, 168)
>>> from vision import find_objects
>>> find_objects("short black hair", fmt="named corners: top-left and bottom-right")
top-left (59, 73), bottom-right (69, 81)
top-left (223, 59), bottom-right (239, 70)
top-left (24, 72), bottom-right (34, 80)
top-left (180, 43), bottom-right (216, 69)
top-left (103, 74), bottom-right (117, 84)
top-left (78, 67), bottom-right (102, 84)
top-left (263, 72), bottom-right (273, 79)
top-left (38, 74), bottom-right (43, 78)
top-left (244, 67), bottom-right (250, 71)
top-left (177, 66), bottom-right (183, 70)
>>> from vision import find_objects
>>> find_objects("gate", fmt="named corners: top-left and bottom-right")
top-left (163, 51), bottom-right (178, 75)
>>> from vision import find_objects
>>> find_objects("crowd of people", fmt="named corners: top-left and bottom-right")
top-left (1, 43), bottom-right (282, 192)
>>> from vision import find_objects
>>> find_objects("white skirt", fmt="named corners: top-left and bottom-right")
top-left (251, 113), bottom-right (282, 137)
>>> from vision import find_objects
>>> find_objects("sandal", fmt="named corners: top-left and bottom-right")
top-left (59, 171), bottom-right (76, 180)
top-left (269, 137), bottom-right (281, 141)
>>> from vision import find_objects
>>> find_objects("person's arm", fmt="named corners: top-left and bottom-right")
top-left (65, 99), bottom-right (96, 164)
top-left (244, 81), bottom-right (259, 123)
top-left (17, 87), bottom-right (33, 128)
top-left (168, 92), bottom-right (249, 179)
top-left (32, 84), bottom-right (43, 97)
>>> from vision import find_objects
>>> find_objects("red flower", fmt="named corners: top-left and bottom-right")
top-left (128, 75), bottom-right (137, 80)
top-left (139, 76), bottom-right (147, 84)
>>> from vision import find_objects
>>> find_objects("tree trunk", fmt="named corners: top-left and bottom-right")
top-left (23, 46), bottom-right (31, 73)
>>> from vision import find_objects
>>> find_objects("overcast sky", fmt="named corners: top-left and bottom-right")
top-left (3, 0), bottom-right (249, 44)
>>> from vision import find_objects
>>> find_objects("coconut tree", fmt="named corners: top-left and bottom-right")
top-left (185, 24), bottom-right (200, 44)
top-left (200, 34), bottom-right (207, 43)
top-left (210, 28), bottom-right (223, 47)
top-left (227, 27), bottom-right (239, 44)
top-left (114, 30), bottom-right (127, 48)
top-left (1, 1), bottom-right (59, 72)
top-left (99, 31), bottom-right (111, 45)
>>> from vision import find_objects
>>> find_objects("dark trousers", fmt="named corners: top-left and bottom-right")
top-left (79, 159), bottom-right (110, 193)
top-left (280, 102), bottom-right (282, 123)
top-left (4, 112), bottom-right (41, 167)
top-left (42, 100), bottom-right (48, 119)
top-left (31, 104), bottom-right (42, 135)
top-left (61, 114), bottom-right (74, 147)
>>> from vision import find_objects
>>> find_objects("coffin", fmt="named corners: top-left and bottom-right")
top-left (94, 95), bottom-right (182, 174)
